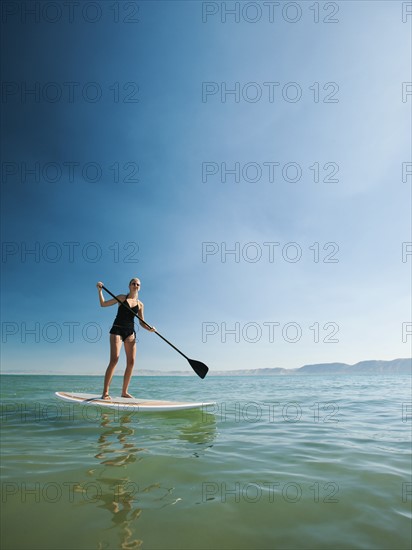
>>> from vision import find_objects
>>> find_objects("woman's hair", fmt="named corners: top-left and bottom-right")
top-left (129, 278), bottom-right (139, 285)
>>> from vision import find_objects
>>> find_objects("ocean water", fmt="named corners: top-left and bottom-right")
top-left (1, 374), bottom-right (411, 550)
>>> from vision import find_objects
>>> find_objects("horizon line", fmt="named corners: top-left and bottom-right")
top-left (1, 357), bottom-right (411, 376)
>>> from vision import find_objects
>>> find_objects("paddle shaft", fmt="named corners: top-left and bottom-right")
top-left (101, 285), bottom-right (190, 361)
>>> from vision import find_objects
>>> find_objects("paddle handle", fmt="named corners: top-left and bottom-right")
top-left (101, 285), bottom-right (190, 361)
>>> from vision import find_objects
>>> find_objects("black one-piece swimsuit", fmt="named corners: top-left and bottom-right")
top-left (109, 295), bottom-right (139, 341)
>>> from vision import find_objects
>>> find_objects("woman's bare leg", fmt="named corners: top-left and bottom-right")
top-left (122, 334), bottom-right (136, 397)
top-left (102, 334), bottom-right (122, 398)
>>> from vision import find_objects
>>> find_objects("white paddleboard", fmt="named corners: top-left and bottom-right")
top-left (55, 392), bottom-right (215, 412)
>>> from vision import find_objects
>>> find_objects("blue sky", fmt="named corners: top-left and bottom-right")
top-left (1, 0), bottom-right (411, 375)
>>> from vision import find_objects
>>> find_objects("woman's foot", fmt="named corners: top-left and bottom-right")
top-left (121, 392), bottom-right (134, 398)
top-left (101, 394), bottom-right (111, 400)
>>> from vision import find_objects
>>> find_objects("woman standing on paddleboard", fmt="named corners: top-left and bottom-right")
top-left (96, 278), bottom-right (155, 399)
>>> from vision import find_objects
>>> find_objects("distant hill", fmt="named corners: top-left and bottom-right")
top-left (3, 358), bottom-right (411, 376)
top-left (191, 358), bottom-right (412, 376)
top-left (296, 358), bottom-right (411, 375)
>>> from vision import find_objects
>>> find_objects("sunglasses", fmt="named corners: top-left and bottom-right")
top-left (131, 282), bottom-right (140, 286)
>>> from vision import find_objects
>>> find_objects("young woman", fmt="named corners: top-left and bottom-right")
top-left (96, 278), bottom-right (156, 399)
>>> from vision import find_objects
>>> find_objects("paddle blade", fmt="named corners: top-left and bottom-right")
top-left (188, 359), bottom-right (209, 379)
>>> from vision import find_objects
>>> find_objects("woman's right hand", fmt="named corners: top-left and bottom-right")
top-left (96, 281), bottom-right (104, 289)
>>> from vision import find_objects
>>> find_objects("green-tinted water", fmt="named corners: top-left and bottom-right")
top-left (1, 375), bottom-right (411, 549)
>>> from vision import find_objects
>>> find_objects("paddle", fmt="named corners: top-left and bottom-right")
top-left (101, 285), bottom-right (209, 379)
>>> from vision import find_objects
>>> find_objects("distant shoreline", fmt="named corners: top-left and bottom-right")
top-left (2, 358), bottom-right (411, 376)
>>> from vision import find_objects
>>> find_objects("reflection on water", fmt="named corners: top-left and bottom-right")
top-left (83, 411), bottom-right (216, 548)
top-left (178, 412), bottom-right (216, 448)
top-left (95, 415), bottom-right (145, 467)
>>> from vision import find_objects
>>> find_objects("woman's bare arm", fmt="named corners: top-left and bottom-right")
top-left (96, 282), bottom-right (125, 307)
top-left (138, 302), bottom-right (156, 332)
